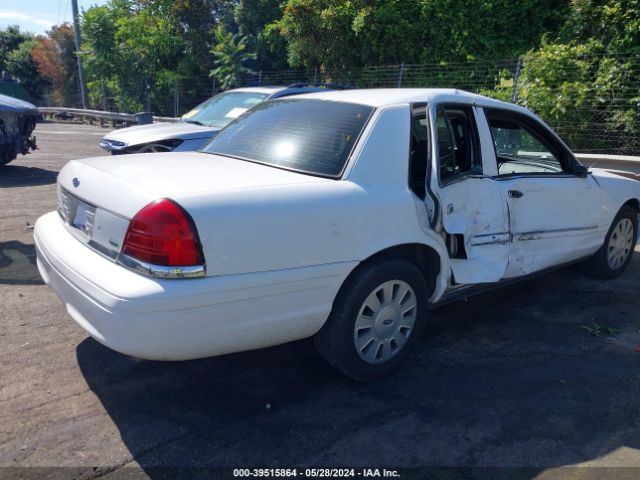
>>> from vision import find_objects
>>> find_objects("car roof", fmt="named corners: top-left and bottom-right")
top-left (291, 88), bottom-right (533, 116)
top-left (227, 86), bottom-right (284, 95)
top-left (229, 84), bottom-right (351, 98)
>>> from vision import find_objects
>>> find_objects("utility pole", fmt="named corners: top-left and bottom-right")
top-left (511, 56), bottom-right (523, 104)
top-left (71, 0), bottom-right (87, 109)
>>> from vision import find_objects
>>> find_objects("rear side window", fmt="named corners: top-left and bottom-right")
top-left (202, 99), bottom-right (374, 177)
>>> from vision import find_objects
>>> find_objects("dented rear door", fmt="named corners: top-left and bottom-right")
top-left (430, 103), bottom-right (511, 284)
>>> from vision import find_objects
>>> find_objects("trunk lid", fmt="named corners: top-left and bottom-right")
top-left (56, 152), bottom-right (330, 259)
top-left (58, 151), bottom-right (329, 218)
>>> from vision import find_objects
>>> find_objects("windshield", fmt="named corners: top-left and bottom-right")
top-left (201, 99), bottom-right (374, 177)
top-left (181, 91), bottom-right (268, 128)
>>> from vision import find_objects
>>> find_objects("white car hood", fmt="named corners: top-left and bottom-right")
top-left (102, 121), bottom-right (218, 146)
top-left (58, 152), bottom-right (330, 218)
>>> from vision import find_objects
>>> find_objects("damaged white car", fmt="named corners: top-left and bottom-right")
top-left (35, 89), bottom-right (639, 380)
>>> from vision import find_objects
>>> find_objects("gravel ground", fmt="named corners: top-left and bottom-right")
top-left (1, 122), bottom-right (640, 480)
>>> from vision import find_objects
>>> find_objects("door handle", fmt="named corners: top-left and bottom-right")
top-left (508, 190), bottom-right (524, 198)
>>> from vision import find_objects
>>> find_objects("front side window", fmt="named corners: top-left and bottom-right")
top-left (201, 99), bottom-right (374, 177)
top-left (436, 106), bottom-right (482, 183)
top-left (485, 111), bottom-right (566, 175)
top-left (182, 91), bottom-right (268, 128)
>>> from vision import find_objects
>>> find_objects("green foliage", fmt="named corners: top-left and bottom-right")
top-left (0, 25), bottom-right (33, 73)
top-left (5, 39), bottom-right (49, 98)
top-left (0, 25), bottom-right (50, 100)
top-left (236, 0), bottom-right (289, 70)
top-left (83, 1), bottom-right (182, 112)
top-left (515, 0), bottom-right (640, 153)
top-left (271, 0), bottom-right (569, 74)
top-left (559, 0), bottom-right (640, 53)
top-left (419, 0), bottom-right (570, 62)
top-left (210, 25), bottom-right (256, 90)
top-left (82, 0), bottom-right (241, 113)
top-left (517, 41), bottom-right (640, 152)
top-left (82, 4), bottom-right (133, 111)
top-left (273, 0), bottom-right (361, 72)
top-left (353, 0), bottom-right (424, 65)
top-left (82, 5), bottom-right (119, 80)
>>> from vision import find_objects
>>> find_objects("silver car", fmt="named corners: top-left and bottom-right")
top-left (99, 84), bottom-right (347, 154)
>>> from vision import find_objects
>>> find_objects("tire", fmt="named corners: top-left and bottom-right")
top-left (315, 259), bottom-right (429, 381)
top-left (584, 205), bottom-right (637, 279)
top-left (0, 149), bottom-right (14, 167)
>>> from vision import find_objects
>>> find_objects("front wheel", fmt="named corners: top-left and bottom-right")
top-left (315, 259), bottom-right (428, 381)
top-left (584, 205), bottom-right (637, 279)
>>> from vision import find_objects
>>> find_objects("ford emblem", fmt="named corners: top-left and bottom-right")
top-left (72, 177), bottom-right (80, 188)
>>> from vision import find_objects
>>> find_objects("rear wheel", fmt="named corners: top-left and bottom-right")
top-left (584, 205), bottom-right (637, 279)
top-left (315, 259), bottom-right (428, 381)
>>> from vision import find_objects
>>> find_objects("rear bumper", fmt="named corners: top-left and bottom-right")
top-left (35, 211), bottom-right (353, 360)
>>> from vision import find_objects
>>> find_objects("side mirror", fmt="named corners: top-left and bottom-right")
top-left (575, 164), bottom-right (589, 178)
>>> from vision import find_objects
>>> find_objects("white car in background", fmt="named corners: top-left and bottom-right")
top-left (36, 89), bottom-right (639, 380)
top-left (99, 84), bottom-right (347, 154)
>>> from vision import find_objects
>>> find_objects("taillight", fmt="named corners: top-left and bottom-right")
top-left (121, 199), bottom-right (204, 267)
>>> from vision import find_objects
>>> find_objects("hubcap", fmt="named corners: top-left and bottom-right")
top-left (353, 279), bottom-right (417, 365)
top-left (607, 217), bottom-right (634, 270)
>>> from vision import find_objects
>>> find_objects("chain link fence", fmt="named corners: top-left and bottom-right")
top-left (64, 54), bottom-right (640, 155)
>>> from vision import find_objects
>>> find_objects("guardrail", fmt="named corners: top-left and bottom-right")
top-left (38, 107), bottom-right (178, 127)
top-left (576, 154), bottom-right (640, 179)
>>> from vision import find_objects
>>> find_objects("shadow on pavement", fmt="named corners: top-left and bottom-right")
top-left (0, 165), bottom-right (58, 188)
top-left (0, 241), bottom-right (43, 285)
top-left (77, 263), bottom-right (640, 480)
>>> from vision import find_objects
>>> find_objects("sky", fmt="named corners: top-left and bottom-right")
top-left (0, 0), bottom-right (108, 36)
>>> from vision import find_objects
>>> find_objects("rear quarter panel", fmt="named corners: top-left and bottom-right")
top-left (175, 104), bottom-right (450, 300)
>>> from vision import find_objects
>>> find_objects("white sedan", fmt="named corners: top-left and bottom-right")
top-left (35, 89), bottom-right (639, 380)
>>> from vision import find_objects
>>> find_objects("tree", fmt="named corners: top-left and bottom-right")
top-left (5, 39), bottom-right (49, 98)
top-left (418, 0), bottom-right (570, 62)
top-left (271, 0), bottom-right (361, 72)
top-left (558, 0), bottom-right (640, 53)
top-left (352, 0), bottom-right (424, 66)
top-left (82, 5), bottom-right (125, 109)
top-left (82, 0), bottom-right (236, 113)
top-left (0, 25), bottom-right (32, 73)
top-left (173, 0), bottom-right (236, 67)
top-left (210, 25), bottom-right (256, 90)
top-left (32, 24), bottom-right (79, 106)
top-left (235, 0), bottom-right (288, 70)
top-left (271, 0), bottom-right (570, 74)
top-left (515, 0), bottom-right (640, 153)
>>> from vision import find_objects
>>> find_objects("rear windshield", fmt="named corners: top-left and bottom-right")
top-left (201, 99), bottom-right (374, 177)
